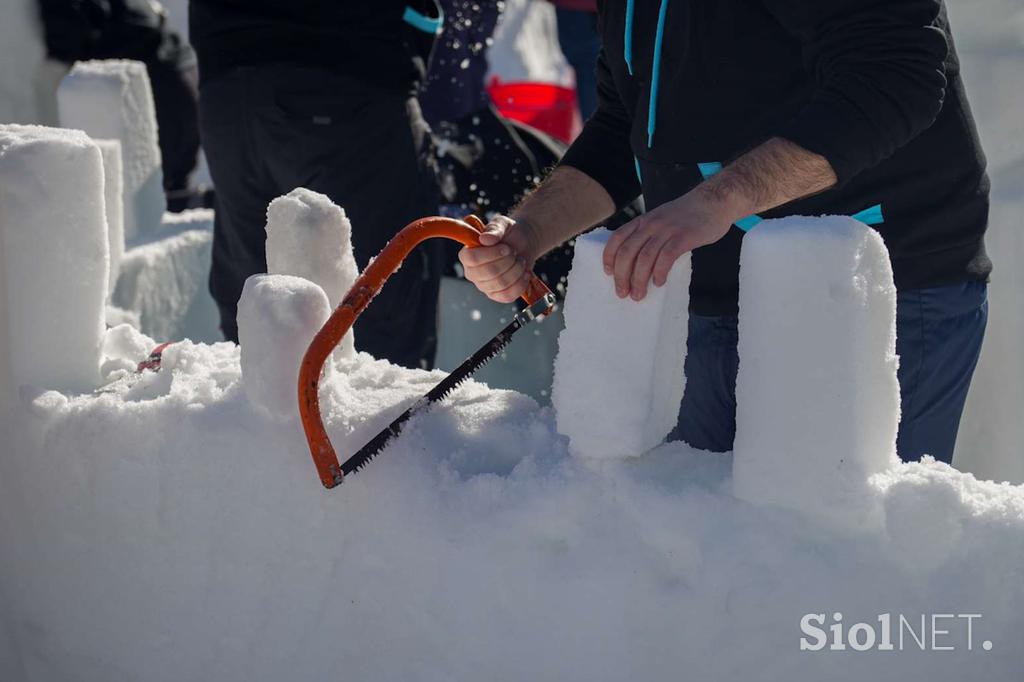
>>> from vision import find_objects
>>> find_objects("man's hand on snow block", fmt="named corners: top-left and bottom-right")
top-left (603, 186), bottom-right (738, 301)
top-left (458, 215), bottom-right (540, 303)
top-left (604, 137), bottom-right (837, 301)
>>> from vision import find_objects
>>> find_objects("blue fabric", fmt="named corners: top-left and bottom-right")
top-left (403, 5), bottom-right (443, 34)
top-left (669, 281), bottom-right (988, 463)
top-left (624, 0), bottom-right (635, 75)
top-left (851, 203), bottom-right (884, 226)
top-left (647, 0), bottom-right (669, 146)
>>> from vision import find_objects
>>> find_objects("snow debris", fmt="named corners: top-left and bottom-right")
top-left (57, 59), bottom-right (165, 242)
top-left (238, 274), bottom-right (331, 420)
top-left (552, 228), bottom-right (690, 459)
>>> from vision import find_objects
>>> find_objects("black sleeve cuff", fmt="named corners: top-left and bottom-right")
top-left (559, 119), bottom-right (641, 211)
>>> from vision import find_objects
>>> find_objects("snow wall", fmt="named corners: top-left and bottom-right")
top-left (1, 210), bottom-right (1023, 680)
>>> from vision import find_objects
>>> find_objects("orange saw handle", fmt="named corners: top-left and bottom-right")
top-left (298, 215), bottom-right (553, 489)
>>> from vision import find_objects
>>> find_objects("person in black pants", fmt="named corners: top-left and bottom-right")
top-left (39, 0), bottom-right (202, 210)
top-left (190, 0), bottom-right (444, 369)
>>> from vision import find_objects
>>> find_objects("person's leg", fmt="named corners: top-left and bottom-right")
top-left (895, 281), bottom-right (988, 463)
top-left (198, 69), bottom-right (277, 342)
top-left (555, 8), bottom-right (601, 120)
top-left (256, 67), bottom-right (442, 369)
top-left (669, 314), bottom-right (740, 452)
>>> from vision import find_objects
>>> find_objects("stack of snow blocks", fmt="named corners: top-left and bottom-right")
top-left (552, 228), bottom-right (691, 459)
top-left (264, 188), bottom-right (359, 359)
top-left (0, 125), bottom-right (109, 397)
top-left (733, 216), bottom-right (900, 530)
top-left (57, 59), bottom-right (165, 243)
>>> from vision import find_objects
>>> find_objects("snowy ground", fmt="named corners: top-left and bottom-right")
top-left (2, 333), bottom-right (1023, 681)
top-left (1, 2), bottom-right (1023, 680)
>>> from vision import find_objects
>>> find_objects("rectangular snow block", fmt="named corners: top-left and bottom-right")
top-left (0, 125), bottom-right (108, 393)
top-left (96, 138), bottom-right (124, 294)
top-left (58, 60), bottom-right (165, 242)
top-left (552, 228), bottom-right (691, 459)
top-left (733, 216), bottom-right (900, 528)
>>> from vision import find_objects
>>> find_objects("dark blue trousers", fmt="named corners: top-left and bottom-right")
top-left (670, 281), bottom-right (988, 463)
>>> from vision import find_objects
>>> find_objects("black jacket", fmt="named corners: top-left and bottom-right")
top-left (561, 0), bottom-right (991, 315)
top-left (189, 0), bottom-right (440, 93)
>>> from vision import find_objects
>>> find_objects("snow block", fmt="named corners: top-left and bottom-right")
top-left (733, 216), bottom-right (900, 528)
top-left (265, 188), bottom-right (358, 358)
top-left (57, 60), bottom-right (165, 242)
top-left (238, 274), bottom-right (332, 420)
top-left (96, 139), bottom-right (125, 294)
top-left (0, 125), bottom-right (108, 394)
top-left (552, 228), bottom-right (690, 459)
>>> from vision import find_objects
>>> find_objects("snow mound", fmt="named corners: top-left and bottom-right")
top-left (265, 188), bottom-right (358, 358)
top-left (57, 59), bottom-right (165, 242)
top-left (1, 342), bottom-right (1023, 680)
top-left (238, 274), bottom-right (331, 420)
top-left (734, 216), bottom-right (901, 529)
top-left (0, 124), bottom-right (108, 395)
top-left (553, 228), bottom-right (690, 459)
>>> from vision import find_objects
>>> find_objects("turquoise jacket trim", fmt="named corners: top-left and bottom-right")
top-left (403, 5), bottom-right (443, 34)
top-left (624, 0), bottom-right (636, 75)
top-left (647, 0), bottom-right (669, 147)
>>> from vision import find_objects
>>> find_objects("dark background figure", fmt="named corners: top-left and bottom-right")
top-left (550, 0), bottom-right (599, 120)
top-left (190, 0), bottom-right (444, 369)
top-left (38, 0), bottom-right (203, 212)
top-left (420, 0), bottom-right (639, 297)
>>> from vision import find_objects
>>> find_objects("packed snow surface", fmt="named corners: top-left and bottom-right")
top-left (553, 228), bottom-right (690, 459)
top-left (734, 217), bottom-right (901, 529)
top-left (1, 329), bottom-right (1022, 681)
top-left (0, 124), bottom-right (108, 394)
top-left (57, 59), bottom-right (165, 242)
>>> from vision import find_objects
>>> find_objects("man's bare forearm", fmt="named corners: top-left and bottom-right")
top-left (699, 137), bottom-right (838, 222)
top-left (511, 166), bottom-right (617, 260)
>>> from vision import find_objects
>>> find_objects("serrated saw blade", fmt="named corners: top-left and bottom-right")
top-left (339, 293), bottom-right (555, 478)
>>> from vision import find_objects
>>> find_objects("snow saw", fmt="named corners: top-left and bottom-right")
top-left (298, 215), bottom-right (557, 489)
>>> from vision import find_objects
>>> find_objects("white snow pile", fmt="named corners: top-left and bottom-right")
top-left (57, 59), bottom-right (165, 242)
top-left (553, 228), bottom-right (690, 459)
top-left (2, 199), bottom-right (1024, 679)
